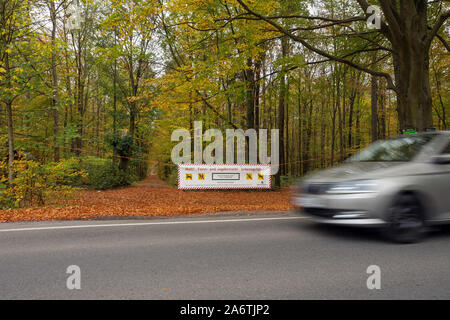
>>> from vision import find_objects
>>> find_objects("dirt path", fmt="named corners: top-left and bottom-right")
top-left (137, 175), bottom-right (168, 188)
top-left (0, 175), bottom-right (294, 223)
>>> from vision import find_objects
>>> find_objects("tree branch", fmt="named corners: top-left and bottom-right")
top-left (355, 0), bottom-right (394, 42)
top-left (435, 33), bottom-right (450, 52)
top-left (235, 0), bottom-right (398, 92)
top-left (427, 10), bottom-right (450, 48)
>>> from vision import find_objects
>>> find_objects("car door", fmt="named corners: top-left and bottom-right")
top-left (433, 138), bottom-right (450, 220)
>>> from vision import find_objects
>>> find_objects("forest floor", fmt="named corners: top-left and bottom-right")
top-left (0, 175), bottom-right (294, 223)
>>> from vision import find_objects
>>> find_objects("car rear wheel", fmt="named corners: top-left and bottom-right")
top-left (384, 193), bottom-right (426, 244)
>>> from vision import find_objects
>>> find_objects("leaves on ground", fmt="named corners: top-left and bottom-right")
top-left (0, 175), bottom-right (294, 223)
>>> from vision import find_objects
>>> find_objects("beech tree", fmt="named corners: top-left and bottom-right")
top-left (236, 0), bottom-right (450, 131)
top-left (0, 0), bottom-right (33, 183)
top-left (0, 0), bottom-right (448, 202)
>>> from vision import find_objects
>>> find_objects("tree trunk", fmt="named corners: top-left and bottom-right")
top-left (297, 75), bottom-right (302, 176)
top-left (337, 78), bottom-right (344, 162)
top-left (275, 37), bottom-right (288, 188)
top-left (348, 90), bottom-right (355, 150)
top-left (245, 58), bottom-right (255, 130)
top-left (356, 99), bottom-right (361, 150)
top-left (390, 3), bottom-right (434, 132)
top-left (4, 52), bottom-right (14, 184)
top-left (285, 77), bottom-right (290, 175)
top-left (254, 59), bottom-right (262, 130)
top-left (6, 99), bottom-right (14, 185)
top-left (49, 0), bottom-right (60, 162)
top-left (113, 29), bottom-right (118, 136)
top-left (433, 63), bottom-right (447, 130)
top-left (394, 53), bottom-right (433, 132)
top-left (130, 107), bottom-right (136, 137)
top-left (320, 100), bottom-right (326, 168)
top-left (304, 100), bottom-right (313, 173)
top-left (379, 80), bottom-right (386, 139)
top-left (74, 31), bottom-right (85, 156)
top-left (127, 52), bottom-right (140, 138)
top-left (371, 75), bottom-right (378, 142)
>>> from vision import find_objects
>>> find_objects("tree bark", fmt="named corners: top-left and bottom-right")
top-left (371, 75), bottom-right (378, 142)
top-left (337, 76), bottom-right (344, 162)
top-left (254, 58), bottom-right (262, 130)
top-left (74, 29), bottom-right (85, 156)
top-left (4, 52), bottom-right (14, 184)
top-left (49, 0), bottom-right (60, 162)
top-left (390, 2), bottom-right (435, 132)
top-left (245, 58), bottom-right (255, 130)
top-left (275, 37), bottom-right (288, 187)
top-left (6, 99), bottom-right (14, 185)
top-left (304, 99), bottom-right (313, 173)
top-left (393, 43), bottom-right (432, 132)
top-left (297, 74), bottom-right (302, 175)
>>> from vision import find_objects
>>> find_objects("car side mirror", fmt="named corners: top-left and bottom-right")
top-left (431, 155), bottom-right (450, 165)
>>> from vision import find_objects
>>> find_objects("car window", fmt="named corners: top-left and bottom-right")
top-left (350, 134), bottom-right (436, 162)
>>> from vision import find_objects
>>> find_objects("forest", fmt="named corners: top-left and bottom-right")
top-left (0, 0), bottom-right (449, 209)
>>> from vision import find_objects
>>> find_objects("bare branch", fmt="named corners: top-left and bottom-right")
top-left (235, 0), bottom-right (398, 92)
top-left (435, 33), bottom-right (450, 52)
top-left (427, 10), bottom-right (450, 48)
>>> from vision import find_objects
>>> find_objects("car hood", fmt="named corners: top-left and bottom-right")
top-left (303, 162), bottom-right (408, 183)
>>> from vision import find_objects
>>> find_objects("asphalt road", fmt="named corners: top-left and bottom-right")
top-left (0, 212), bottom-right (449, 300)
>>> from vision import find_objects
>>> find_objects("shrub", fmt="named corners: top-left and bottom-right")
top-left (166, 169), bottom-right (179, 187)
top-left (154, 160), bottom-right (177, 187)
top-left (0, 159), bottom-right (86, 209)
top-left (281, 175), bottom-right (299, 187)
top-left (47, 156), bottom-right (143, 190)
top-left (128, 159), bottom-right (149, 181)
top-left (82, 160), bottom-right (136, 190)
top-left (0, 153), bottom-right (147, 209)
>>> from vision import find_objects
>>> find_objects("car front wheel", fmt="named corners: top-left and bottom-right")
top-left (384, 193), bottom-right (426, 244)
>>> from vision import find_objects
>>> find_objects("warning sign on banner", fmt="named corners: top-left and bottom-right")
top-left (178, 165), bottom-right (272, 190)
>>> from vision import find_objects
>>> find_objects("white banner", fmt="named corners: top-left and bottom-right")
top-left (178, 164), bottom-right (272, 190)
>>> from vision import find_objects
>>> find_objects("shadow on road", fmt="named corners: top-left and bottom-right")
top-left (296, 220), bottom-right (450, 244)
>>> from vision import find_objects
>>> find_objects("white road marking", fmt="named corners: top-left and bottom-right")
top-left (0, 216), bottom-right (308, 233)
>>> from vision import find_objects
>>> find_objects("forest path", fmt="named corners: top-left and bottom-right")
top-left (136, 174), bottom-right (169, 188)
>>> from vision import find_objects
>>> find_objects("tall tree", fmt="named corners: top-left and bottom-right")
top-left (236, 0), bottom-right (450, 131)
top-left (48, 0), bottom-right (62, 161)
top-left (0, 0), bottom-right (32, 183)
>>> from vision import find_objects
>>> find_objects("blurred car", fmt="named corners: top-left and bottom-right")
top-left (292, 131), bottom-right (450, 243)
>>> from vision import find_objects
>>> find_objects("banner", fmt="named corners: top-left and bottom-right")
top-left (178, 165), bottom-right (272, 190)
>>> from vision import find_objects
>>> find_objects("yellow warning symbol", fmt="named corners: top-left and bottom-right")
top-left (198, 173), bottom-right (205, 181)
top-left (186, 174), bottom-right (193, 181)
top-left (246, 173), bottom-right (253, 180)
top-left (258, 174), bottom-right (264, 180)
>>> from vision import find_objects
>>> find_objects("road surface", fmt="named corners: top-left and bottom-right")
top-left (0, 212), bottom-right (449, 299)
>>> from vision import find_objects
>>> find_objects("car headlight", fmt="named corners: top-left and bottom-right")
top-left (326, 180), bottom-right (379, 194)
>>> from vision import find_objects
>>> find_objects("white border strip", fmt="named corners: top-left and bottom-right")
top-left (0, 216), bottom-right (307, 233)
top-left (178, 164), bottom-right (272, 190)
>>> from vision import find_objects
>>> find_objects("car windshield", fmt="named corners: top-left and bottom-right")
top-left (349, 135), bottom-right (437, 162)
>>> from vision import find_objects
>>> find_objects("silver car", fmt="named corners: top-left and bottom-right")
top-left (292, 131), bottom-right (450, 243)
